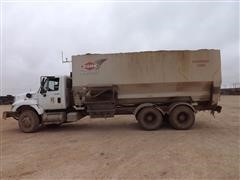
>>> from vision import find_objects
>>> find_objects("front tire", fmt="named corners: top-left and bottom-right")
top-left (136, 107), bottom-right (163, 130)
top-left (18, 110), bottom-right (40, 133)
top-left (169, 105), bottom-right (195, 130)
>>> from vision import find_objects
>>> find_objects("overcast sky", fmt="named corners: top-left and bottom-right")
top-left (0, 1), bottom-right (239, 95)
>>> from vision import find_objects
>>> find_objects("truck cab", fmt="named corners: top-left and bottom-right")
top-left (38, 76), bottom-right (71, 110)
top-left (3, 76), bottom-right (73, 132)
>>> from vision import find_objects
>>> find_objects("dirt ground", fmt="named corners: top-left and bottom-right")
top-left (0, 96), bottom-right (239, 179)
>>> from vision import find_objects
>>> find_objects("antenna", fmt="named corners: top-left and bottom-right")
top-left (61, 51), bottom-right (71, 63)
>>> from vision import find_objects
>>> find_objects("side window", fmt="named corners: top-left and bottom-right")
top-left (48, 78), bottom-right (59, 91)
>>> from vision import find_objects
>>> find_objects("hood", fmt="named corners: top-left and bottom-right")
top-left (14, 91), bottom-right (37, 102)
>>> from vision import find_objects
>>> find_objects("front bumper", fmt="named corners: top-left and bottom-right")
top-left (2, 111), bottom-right (18, 120)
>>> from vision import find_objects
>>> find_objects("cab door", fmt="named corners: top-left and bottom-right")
top-left (38, 77), bottom-right (65, 110)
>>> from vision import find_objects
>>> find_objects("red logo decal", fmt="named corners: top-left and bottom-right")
top-left (81, 62), bottom-right (97, 71)
top-left (80, 58), bottom-right (107, 72)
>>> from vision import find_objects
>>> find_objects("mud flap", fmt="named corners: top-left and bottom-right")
top-left (211, 105), bottom-right (222, 117)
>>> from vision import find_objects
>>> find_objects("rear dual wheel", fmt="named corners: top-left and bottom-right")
top-left (136, 107), bottom-right (163, 130)
top-left (169, 105), bottom-right (195, 130)
top-left (136, 105), bottom-right (195, 130)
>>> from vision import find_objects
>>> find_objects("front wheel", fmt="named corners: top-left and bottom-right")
top-left (18, 110), bottom-right (40, 133)
top-left (136, 107), bottom-right (163, 130)
top-left (169, 105), bottom-right (195, 130)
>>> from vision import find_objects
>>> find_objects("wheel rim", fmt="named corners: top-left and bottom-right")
top-left (177, 112), bottom-right (189, 124)
top-left (144, 112), bottom-right (157, 124)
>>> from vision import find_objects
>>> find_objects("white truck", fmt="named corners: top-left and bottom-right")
top-left (3, 49), bottom-right (222, 132)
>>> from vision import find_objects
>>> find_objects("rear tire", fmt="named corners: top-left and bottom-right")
top-left (169, 105), bottom-right (195, 130)
top-left (136, 107), bottom-right (163, 130)
top-left (18, 110), bottom-right (40, 133)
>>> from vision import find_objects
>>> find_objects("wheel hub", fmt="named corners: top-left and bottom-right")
top-left (146, 115), bottom-right (153, 121)
top-left (22, 117), bottom-right (31, 128)
top-left (145, 113), bottom-right (156, 123)
top-left (178, 113), bottom-right (188, 123)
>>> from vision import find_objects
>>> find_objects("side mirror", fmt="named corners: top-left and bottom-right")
top-left (40, 77), bottom-right (45, 87)
top-left (40, 77), bottom-right (47, 95)
top-left (40, 87), bottom-right (46, 94)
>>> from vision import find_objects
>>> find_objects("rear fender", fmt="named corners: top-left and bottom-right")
top-left (134, 103), bottom-right (164, 117)
top-left (168, 103), bottom-right (196, 114)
